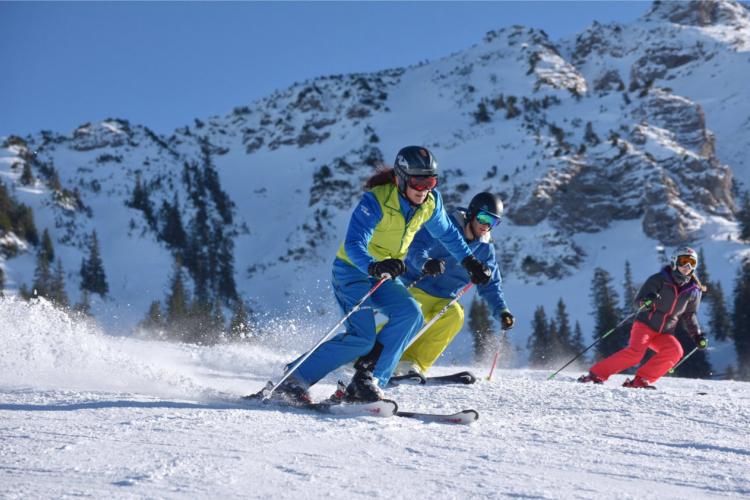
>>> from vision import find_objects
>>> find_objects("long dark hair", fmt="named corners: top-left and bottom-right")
top-left (365, 166), bottom-right (396, 189)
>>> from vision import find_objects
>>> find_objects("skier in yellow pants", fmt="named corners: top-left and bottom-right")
top-left (373, 192), bottom-right (514, 378)
top-left (398, 287), bottom-right (465, 374)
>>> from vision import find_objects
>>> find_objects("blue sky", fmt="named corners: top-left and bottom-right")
top-left (0, 1), bottom-right (651, 138)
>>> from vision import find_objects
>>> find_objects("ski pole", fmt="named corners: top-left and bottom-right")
top-left (263, 274), bottom-right (391, 400)
top-left (406, 274), bottom-right (427, 290)
top-left (486, 328), bottom-right (508, 381)
top-left (547, 304), bottom-right (646, 381)
top-left (668, 347), bottom-right (698, 374)
top-left (405, 282), bottom-right (473, 350)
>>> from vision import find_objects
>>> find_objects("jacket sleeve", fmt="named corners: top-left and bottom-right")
top-left (680, 291), bottom-right (702, 337)
top-left (343, 192), bottom-right (383, 274)
top-left (422, 191), bottom-right (473, 263)
top-left (634, 273), bottom-right (664, 310)
top-left (476, 244), bottom-right (510, 318)
top-left (405, 226), bottom-right (435, 276)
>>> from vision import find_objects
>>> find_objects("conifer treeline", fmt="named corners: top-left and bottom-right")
top-left (138, 258), bottom-right (255, 344)
top-left (0, 178), bottom-right (39, 251)
top-left (127, 137), bottom-right (238, 308)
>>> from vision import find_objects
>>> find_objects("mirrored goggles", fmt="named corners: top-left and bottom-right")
top-left (676, 255), bottom-right (697, 268)
top-left (407, 175), bottom-right (438, 192)
top-left (476, 210), bottom-right (501, 228)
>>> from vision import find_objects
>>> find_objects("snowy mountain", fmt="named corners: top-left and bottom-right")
top-left (1, 0), bottom-right (749, 365)
top-left (1, 298), bottom-right (749, 498)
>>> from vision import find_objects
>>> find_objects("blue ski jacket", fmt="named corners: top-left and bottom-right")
top-left (404, 209), bottom-right (510, 320)
top-left (337, 186), bottom-right (472, 274)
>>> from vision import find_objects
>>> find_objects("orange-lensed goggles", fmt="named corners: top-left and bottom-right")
top-left (676, 255), bottom-right (697, 268)
top-left (407, 175), bottom-right (438, 192)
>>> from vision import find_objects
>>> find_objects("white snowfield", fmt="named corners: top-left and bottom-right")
top-left (1, 298), bottom-right (749, 499)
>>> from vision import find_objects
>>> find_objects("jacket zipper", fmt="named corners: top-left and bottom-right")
top-left (659, 283), bottom-right (679, 333)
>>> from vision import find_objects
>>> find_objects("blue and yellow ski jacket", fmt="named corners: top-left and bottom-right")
top-left (404, 209), bottom-right (510, 319)
top-left (335, 183), bottom-right (473, 274)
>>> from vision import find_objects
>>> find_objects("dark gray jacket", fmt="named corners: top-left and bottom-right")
top-left (634, 266), bottom-right (703, 337)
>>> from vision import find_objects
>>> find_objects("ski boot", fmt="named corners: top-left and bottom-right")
top-left (622, 376), bottom-right (656, 390)
top-left (269, 376), bottom-right (314, 405)
top-left (345, 369), bottom-right (385, 402)
top-left (577, 372), bottom-right (604, 384)
top-left (390, 361), bottom-right (427, 385)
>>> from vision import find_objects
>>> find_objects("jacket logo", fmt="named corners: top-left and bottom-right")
top-left (360, 205), bottom-right (371, 217)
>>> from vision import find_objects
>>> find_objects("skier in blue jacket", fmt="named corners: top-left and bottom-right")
top-left (393, 192), bottom-right (514, 378)
top-left (274, 146), bottom-right (492, 404)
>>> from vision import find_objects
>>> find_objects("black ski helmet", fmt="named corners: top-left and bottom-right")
top-left (394, 146), bottom-right (438, 192)
top-left (467, 192), bottom-right (504, 222)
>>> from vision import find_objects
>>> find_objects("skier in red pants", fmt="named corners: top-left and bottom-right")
top-left (578, 246), bottom-right (708, 389)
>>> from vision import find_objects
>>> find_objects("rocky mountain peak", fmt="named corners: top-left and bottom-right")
top-left (644, 0), bottom-right (749, 27)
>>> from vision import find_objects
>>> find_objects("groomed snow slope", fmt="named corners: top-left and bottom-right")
top-left (1, 298), bottom-right (748, 499)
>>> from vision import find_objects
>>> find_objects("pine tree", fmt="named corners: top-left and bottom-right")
top-left (139, 300), bottom-right (164, 333)
top-left (127, 173), bottom-right (156, 229)
top-left (229, 300), bottom-right (252, 341)
top-left (0, 265), bottom-right (5, 297)
top-left (12, 204), bottom-right (39, 246)
top-left (623, 261), bottom-right (637, 311)
top-left (697, 248), bottom-right (732, 341)
top-left (738, 191), bottom-right (750, 241)
top-left (41, 229), bottom-right (54, 263)
top-left (32, 250), bottom-right (52, 299)
top-left (159, 195), bottom-right (187, 250)
top-left (73, 290), bottom-right (92, 316)
top-left (554, 298), bottom-right (573, 358)
top-left (165, 260), bottom-right (189, 341)
top-left (732, 259), bottom-right (750, 380)
top-left (20, 163), bottom-right (34, 185)
top-left (210, 297), bottom-right (226, 341)
top-left (698, 248), bottom-right (710, 285)
top-left (547, 318), bottom-right (565, 362)
top-left (186, 298), bottom-right (213, 345)
top-left (469, 296), bottom-right (494, 361)
top-left (590, 267), bottom-right (624, 360)
top-left (80, 230), bottom-right (108, 297)
top-left (528, 306), bottom-right (550, 367)
top-left (49, 258), bottom-right (69, 307)
top-left (709, 280), bottom-right (733, 341)
top-left (571, 321), bottom-right (586, 364)
top-left (0, 180), bottom-right (12, 233)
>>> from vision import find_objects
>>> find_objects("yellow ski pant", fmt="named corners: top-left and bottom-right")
top-left (399, 287), bottom-right (465, 374)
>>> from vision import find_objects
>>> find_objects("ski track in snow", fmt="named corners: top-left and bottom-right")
top-left (1, 298), bottom-right (749, 499)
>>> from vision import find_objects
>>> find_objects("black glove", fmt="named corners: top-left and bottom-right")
top-left (423, 259), bottom-right (446, 277)
top-left (368, 258), bottom-right (406, 279)
top-left (639, 292), bottom-right (660, 308)
top-left (461, 255), bottom-right (491, 285)
top-left (692, 333), bottom-right (708, 350)
top-left (500, 311), bottom-right (515, 330)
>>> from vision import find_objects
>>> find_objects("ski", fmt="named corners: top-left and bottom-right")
top-left (389, 370), bottom-right (477, 386)
top-left (396, 408), bottom-right (479, 425)
top-left (241, 382), bottom-right (397, 418)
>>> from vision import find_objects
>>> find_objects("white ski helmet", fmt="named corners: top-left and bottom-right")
top-left (670, 246), bottom-right (698, 272)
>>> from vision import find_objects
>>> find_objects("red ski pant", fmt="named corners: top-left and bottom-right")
top-left (590, 321), bottom-right (683, 383)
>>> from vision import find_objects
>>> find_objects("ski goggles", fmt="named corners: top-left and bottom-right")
top-left (476, 210), bottom-right (501, 228)
top-left (407, 175), bottom-right (438, 192)
top-left (675, 255), bottom-right (697, 268)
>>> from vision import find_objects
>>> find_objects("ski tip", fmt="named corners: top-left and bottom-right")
top-left (461, 409), bottom-right (479, 421)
